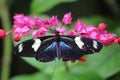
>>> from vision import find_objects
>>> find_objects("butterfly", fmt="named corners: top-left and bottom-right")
top-left (14, 31), bottom-right (103, 62)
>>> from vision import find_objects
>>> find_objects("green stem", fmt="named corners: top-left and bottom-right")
top-left (0, 0), bottom-right (12, 80)
top-left (63, 62), bottom-right (69, 72)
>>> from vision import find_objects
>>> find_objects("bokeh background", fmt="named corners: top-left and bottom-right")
top-left (0, 0), bottom-right (120, 80)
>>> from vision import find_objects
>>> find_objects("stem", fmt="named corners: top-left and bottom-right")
top-left (63, 62), bottom-right (69, 72)
top-left (0, 0), bottom-right (12, 80)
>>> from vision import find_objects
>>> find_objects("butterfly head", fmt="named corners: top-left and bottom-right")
top-left (55, 30), bottom-right (60, 36)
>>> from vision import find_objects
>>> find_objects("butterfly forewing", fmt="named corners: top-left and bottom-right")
top-left (76, 36), bottom-right (103, 54)
top-left (14, 36), bottom-right (53, 57)
top-left (14, 39), bottom-right (37, 57)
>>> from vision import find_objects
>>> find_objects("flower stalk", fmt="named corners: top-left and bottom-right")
top-left (0, 0), bottom-right (12, 80)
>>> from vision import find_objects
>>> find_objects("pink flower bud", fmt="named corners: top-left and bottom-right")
top-left (0, 29), bottom-right (6, 38)
top-left (98, 23), bottom-right (107, 31)
top-left (13, 34), bottom-right (21, 42)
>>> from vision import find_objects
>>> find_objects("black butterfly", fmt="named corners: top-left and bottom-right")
top-left (14, 31), bottom-right (103, 62)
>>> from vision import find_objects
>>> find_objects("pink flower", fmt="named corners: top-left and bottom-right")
top-left (68, 29), bottom-right (77, 36)
top-left (88, 30), bottom-right (99, 39)
top-left (13, 14), bottom-right (24, 19)
top-left (4, 12), bottom-right (120, 47)
top-left (32, 27), bottom-right (48, 38)
top-left (74, 20), bottom-right (86, 34)
top-left (50, 16), bottom-right (59, 26)
top-left (13, 14), bottom-right (35, 29)
top-left (56, 26), bottom-right (66, 35)
top-left (97, 33), bottom-right (116, 46)
top-left (25, 16), bottom-right (36, 29)
top-left (35, 17), bottom-right (49, 29)
top-left (86, 25), bottom-right (97, 32)
top-left (62, 12), bottom-right (72, 25)
top-left (14, 26), bottom-right (30, 36)
top-left (13, 14), bottom-right (35, 36)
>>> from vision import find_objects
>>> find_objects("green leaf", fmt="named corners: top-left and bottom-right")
top-left (30, 0), bottom-right (76, 14)
top-left (10, 72), bottom-right (50, 80)
top-left (53, 69), bottom-right (104, 80)
top-left (86, 45), bottom-right (120, 78)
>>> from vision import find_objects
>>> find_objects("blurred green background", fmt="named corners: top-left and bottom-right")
top-left (0, 0), bottom-right (120, 80)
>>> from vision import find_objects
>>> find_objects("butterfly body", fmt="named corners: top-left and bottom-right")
top-left (14, 32), bottom-right (103, 62)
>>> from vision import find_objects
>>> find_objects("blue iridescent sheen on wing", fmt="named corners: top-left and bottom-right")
top-left (35, 39), bottom-right (57, 62)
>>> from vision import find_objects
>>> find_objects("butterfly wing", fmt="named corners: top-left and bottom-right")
top-left (35, 37), bottom-right (57, 62)
top-left (60, 36), bottom-right (84, 60)
top-left (14, 39), bottom-right (38, 57)
top-left (74, 36), bottom-right (103, 54)
top-left (60, 36), bottom-right (103, 60)
top-left (14, 36), bottom-right (54, 57)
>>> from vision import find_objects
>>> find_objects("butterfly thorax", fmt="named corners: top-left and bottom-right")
top-left (54, 30), bottom-right (61, 42)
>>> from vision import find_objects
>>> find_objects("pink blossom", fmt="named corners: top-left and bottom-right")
top-left (13, 14), bottom-right (35, 29)
top-left (68, 29), bottom-right (77, 36)
top-left (50, 16), bottom-right (59, 26)
top-left (56, 27), bottom-right (66, 35)
top-left (4, 13), bottom-right (120, 46)
top-left (25, 17), bottom-right (36, 29)
top-left (86, 25), bottom-right (97, 32)
top-left (13, 14), bottom-right (24, 19)
top-left (14, 26), bottom-right (30, 36)
top-left (62, 12), bottom-right (72, 25)
top-left (97, 33), bottom-right (116, 46)
top-left (13, 14), bottom-right (35, 36)
top-left (32, 27), bottom-right (48, 38)
top-left (87, 30), bottom-right (99, 39)
top-left (35, 18), bottom-right (48, 29)
top-left (74, 20), bottom-right (86, 34)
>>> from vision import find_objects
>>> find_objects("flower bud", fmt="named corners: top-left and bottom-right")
top-left (13, 34), bottom-right (21, 42)
top-left (0, 29), bottom-right (6, 38)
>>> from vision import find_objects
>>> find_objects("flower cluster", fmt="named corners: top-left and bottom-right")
top-left (0, 12), bottom-right (120, 62)
top-left (68, 20), bottom-right (118, 46)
